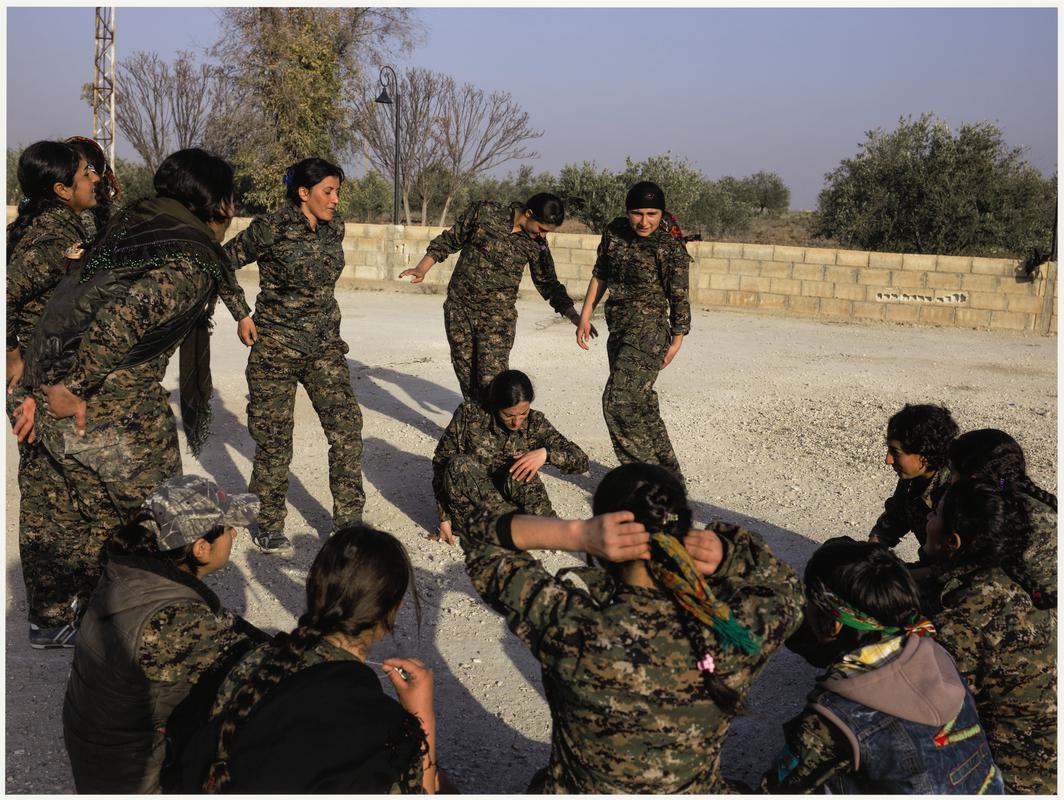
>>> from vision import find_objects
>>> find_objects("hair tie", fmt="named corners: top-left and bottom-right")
top-left (696, 652), bottom-right (716, 673)
top-left (282, 168), bottom-right (293, 187)
top-left (997, 478), bottom-right (1006, 488)
top-left (902, 617), bottom-right (937, 638)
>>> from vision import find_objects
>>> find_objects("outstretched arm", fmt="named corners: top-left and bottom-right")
top-left (576, 277), bottom-right (606, 349)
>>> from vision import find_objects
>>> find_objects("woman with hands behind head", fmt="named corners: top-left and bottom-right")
top-left (458, 462), bottom-right (804, 793)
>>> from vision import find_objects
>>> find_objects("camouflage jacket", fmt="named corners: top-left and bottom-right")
top-left (1019, 491), bottom-right (1056, 604)
top-left (139, 600), bottom-right (249, 687)
top-left (425, 201), bottom-right (575, 318)
top-left (869, 467), bottom-right (951, 551)
top-left (6, 203), bottom-right (88, 351)
top-left (221, 204), bottom-right (348, 355)
top-left (212, 638), bottom-right (424, 794)
top-left (591, 217), bottom-right (692, 336)
top-left (460, 508), bottom-right (804, 793)
top-left (432, 401), bottom-right (589, 523)
top-left (929, 561), bottom-right (1057, 794)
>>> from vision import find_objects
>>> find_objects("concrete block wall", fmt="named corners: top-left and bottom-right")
top-left (12, 207), bottom-right (1054, 334)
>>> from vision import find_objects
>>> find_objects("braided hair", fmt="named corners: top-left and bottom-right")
top-left (941, 478), bottom-right (1031, 584)
top-left (205, 526), bottom-right (417, 793)
top-left (949, 430), bottom-right (1056, 607)
top-left (592, 463), bottom-right (742, 713)
top-left (7, 140), bottom-right (80, 258)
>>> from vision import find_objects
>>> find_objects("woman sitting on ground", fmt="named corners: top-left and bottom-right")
top-left (458, 462), bottom-right (804, 792)
top-left (183, 526), bottom-right (442, 794)
top-left (432, 369), bottom-right (588, 544)
top-left (63, 475), bottom-right (266, 794)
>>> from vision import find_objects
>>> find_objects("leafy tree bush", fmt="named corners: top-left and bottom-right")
top-left (741, 171), bottom-right (790, 215)
top-left (815, 113), bottom-right (1057, 259)
top-left (690, 180), bottom-right (755, 238)
top-left (339, 170), bottom-right (393, 223)
top-left (556, 162), bottom-right (626, 233)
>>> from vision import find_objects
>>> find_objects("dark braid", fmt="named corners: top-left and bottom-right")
top-left (673, 600), bottom-right (742, 713)
top-left (7, 141), bottom-right (80, 258)
top-left (204, 526), bottom-right (416, 793)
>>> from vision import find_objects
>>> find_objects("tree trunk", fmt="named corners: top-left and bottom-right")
top-left (438, 192), bottom-right (454, 228)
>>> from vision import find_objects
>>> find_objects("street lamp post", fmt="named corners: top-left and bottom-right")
top-left (374, 65), bottom-right (400, 225)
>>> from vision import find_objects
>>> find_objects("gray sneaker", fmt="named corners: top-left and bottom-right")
top-left (250, 525), bottom-right (292, 554)
top-left (29, 622), bottom-right (77, 649)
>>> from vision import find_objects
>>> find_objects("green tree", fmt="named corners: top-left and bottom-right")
top-left (741, 171), bottom-right (790, 215)
top-left (689, 179), bottom-right (755, 238)
top-left (340, 170), bottom-right (392, 223)
top-left (215, 7), bottom-right (417, 212)
top-left (111, 158), bottom-right (155, 207)
top-left (619, 152), bottom-right (707, 226)
top-left (815, 113), bottom-right (1057, 258)
top-left (556, 162), bottom-right (626, 232)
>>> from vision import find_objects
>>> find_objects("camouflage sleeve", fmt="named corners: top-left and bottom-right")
top-left (761, 705), bottom-right (854, 793)
top-left (460, 505), bottom-right (592, 676)
top-left (590, 227), bottom-right (612, 282)
top-left (528, 241), bottom-right (575, 316)
top-left (138, 601), bottom-right (249, 685)
top-left (62, 260), bottom-right (213, 397)
top-left (532, 413), bottom-right (589, 474)
top-left (216, 264), bottom-right (252, 322)
top-left (219, 216), bottom-right (276, 322)
top-left (868, 480), bottom-right (908, 548)
top-left (705, 521), bottom-right (805, 648)
top-left (424, 203), bottom-right (480, 264)
top-left (929, 599), bottom-right (991, 697)
top-left (432, 405), bottom-right (467, 524)
top-left (6, 234), bottom-right (73, 349)
top-left (663, 241), bottom-right (692, 336)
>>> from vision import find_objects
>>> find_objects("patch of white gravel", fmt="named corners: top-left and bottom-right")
top-left (6, 282), bottom-right (1056, 793)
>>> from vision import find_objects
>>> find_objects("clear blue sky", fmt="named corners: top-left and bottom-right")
top-left (6, 6), bottom-right (1058, 209)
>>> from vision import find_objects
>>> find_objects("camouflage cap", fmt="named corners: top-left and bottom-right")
top-left (142, 475), bottom-right (259, 551)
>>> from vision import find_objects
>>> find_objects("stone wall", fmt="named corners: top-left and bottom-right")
top-left (12, 207), bottom-right (1054, 334)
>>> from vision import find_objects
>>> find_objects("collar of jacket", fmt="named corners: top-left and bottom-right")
top-left (278, 201), bottom-right (337, 236)
top-left (104, 548), bottom-right (223, 613)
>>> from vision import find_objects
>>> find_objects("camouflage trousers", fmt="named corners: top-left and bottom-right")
top-left (246, 335), bottom-right (364, 532)
top-left (602, 320), bottom-right (684, 485)
top-left (443, 298), bottom-right (517, 403)
top-left (28, 388), bottom-right (182, 625)
top-left (442, 454), bottom-right (554, 535)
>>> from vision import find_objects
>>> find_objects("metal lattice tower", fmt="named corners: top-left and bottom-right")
top-left (92, 7), bottom-right (116, 165)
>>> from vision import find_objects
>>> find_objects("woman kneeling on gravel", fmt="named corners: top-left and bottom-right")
top-left (459, 463), bottom-right (804, 792)
top-left (183, 526), bottom-right (444, 794)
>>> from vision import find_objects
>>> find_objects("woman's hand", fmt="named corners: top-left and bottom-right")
top-left (684, 529), bottom-right (724, 575)
top-left (661, 334), bottom-right (683, 369)
top-left (510, 448), bottom-right (547, 482)
top-left (566, 307), bottom-right (597, 341)
top-left (400, 255), bottom-right (435, 284)
top-left (430, 519), bottom-right (455, 546)
top-left (11, 396), bottom-right (36, 443)
top-left (42, 383), bottom-right (87, 436)
top-left (580, 510), bottom-right (650, 563)
top-left (6, 348), bottom-right (24, 395)
top-left (385, 657), bottom-right (435, 725)
top-left (576, 317), bottom-right (595, 350)
top-left (237, 316), bottom-right (258, 347)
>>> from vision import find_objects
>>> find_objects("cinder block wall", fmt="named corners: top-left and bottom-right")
top-left (12, 207), bottom-right (1054, 334)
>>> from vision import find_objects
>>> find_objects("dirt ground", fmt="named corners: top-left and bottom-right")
top-left (5, 282), bottom-right (1057, 793)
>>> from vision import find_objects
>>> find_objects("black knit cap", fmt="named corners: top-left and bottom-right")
top-left (625, 181), bottom-right (666, 211)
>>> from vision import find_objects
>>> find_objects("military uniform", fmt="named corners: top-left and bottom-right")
top-left (1019, 491), bottom-right (1056, 605)
top-left (432, 401), bottom-right (588, 534)
top-left (592, 217), bottom-right (691, 484)
top-left (460, 507), bottom-right (803, 793)
top-left (929, 562), bottom-right (1057, 794)
top-left (869, 467), bottom-right (951, 555)
top-left (424, 201), bottom-right (576, 401)
top-left (221, 204), bottom-right (364, 533)
top-left (6, 204), bottom-right (91, 626)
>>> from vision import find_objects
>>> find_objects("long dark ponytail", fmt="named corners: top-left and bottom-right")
top-left (205, 526), bottom-right (418, 793)
top-left (592, 463), bottom-right (741, 713)
top-left (7, 140), bottom-right (80, 258)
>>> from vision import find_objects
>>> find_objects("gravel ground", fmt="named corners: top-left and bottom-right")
top-left (5, 283), bottom-right (1057, 793)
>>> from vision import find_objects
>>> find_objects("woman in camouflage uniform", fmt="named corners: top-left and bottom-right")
top-left (575, 181), bottom-right (690, 485)
top-left (63, 475), bottom-right (265, 794)
top-left (924, 478), bottom-right (1057, 794)
top-left (187, 526), bottom-right (441, 794)
top-left (6, 140), bottom-right (99, 647)
top-left (459, 463), bottom-right (804, 793)
top-left (220, 158), bottom-right (364, 553)
top-left (65, 135), bottom-right (120, 241)
top-left (432, 369), bottom-right (589, 544)
top-left (400, 193), bottom-right (586, 402)
top-left (947, 428), bottom-right (1056, 608)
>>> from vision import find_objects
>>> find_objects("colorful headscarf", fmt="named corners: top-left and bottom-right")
top-left (819, 588), bottom-right (937, 638)
top-left (646, 532), bottom-right (761, 655)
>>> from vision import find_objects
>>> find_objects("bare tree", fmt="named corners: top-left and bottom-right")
top-left (435, 83), bottom-right (542, 226)
top-left (355, 67), bottom-right (450, 224)
top-left (115, 52), bottom-right (172, 172)
top-left (170, 51), bottom-right (217, 150)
